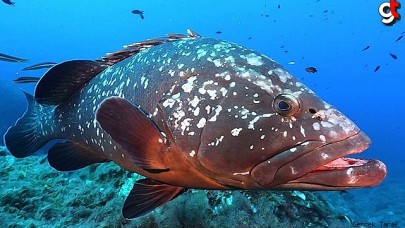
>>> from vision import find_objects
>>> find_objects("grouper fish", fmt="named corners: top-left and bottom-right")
top-left (4, 30), bottom-right (387, 219)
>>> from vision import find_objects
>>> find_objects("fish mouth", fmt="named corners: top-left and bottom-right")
top-left (251, 131), bottom-right (387, 190)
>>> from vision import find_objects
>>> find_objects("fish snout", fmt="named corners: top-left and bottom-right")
top-left (250, 130), bottom-right (386, 190)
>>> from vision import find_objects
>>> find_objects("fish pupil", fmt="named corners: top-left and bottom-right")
top-left (278, 100), bottom-right (291, 111)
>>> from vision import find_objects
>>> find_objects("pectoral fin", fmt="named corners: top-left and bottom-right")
top-left (96, 97), bottom-right (169, 172)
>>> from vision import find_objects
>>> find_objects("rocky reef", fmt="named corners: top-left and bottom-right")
top-left (0, 145), bottom-right (352, 227)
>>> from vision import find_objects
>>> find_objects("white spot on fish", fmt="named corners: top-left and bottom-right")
top-left (193, 107), bottom-right (200, 116)
top-left (241, 53), bottom-right (263, 66)
top-left (290, 166), bottom-right (297, 175)
top-left (197, 118), bottom-right (206, 128)
top-left (189, 96), bottom-right (200, 108)
top-left (319, 135), bottom-right (326, 142)
top-left (300, 126), bottom-right (306, 137)
top-left (313, 122), bottom-right (321, 131)
top-left (346, 167), bottom-right (354, 175)
top-left (231, 128), bottom-right (242, 136)
top-left (189, 150), bottom-right (196, 157)
top-left (233, 171), bottom-right (250, 176)
top-left (208, 105), bottom-right (223, 122)
top-left (182, 76), bottom-right (197, 93)
top-left (248, 113), bottom-right (273, 130)
top-left (321, 121), bottom-right (334, 128)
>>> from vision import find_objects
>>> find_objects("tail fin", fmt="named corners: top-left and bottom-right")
top-left (4, 92), bottom-right (56, 158)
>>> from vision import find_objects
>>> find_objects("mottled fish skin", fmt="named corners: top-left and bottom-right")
top-left (4, 35), bottom-right (387, 218)
top-left (29, 37), bottom-right (383, 187)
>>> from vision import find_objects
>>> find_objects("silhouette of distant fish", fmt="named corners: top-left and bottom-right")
top-left (389, 53), bottom-right (398, 60)
top-left (13, 76), bottom-right (41, 84)
top-left (374, 66), bottom-right (380, 72)
top-left (0, 52), bottom-right (27, 63)
top-left (22, 62), bottom-right (57, 71)
top-left (132, 9), bottom-right (144, 19)
top-left (1, 0), bottom-right (15, 6)
top-left (305, 66), bottom-right (318, 73)
top-left (395, 35), bottom-right (403, 42)
top-left (362, 46), bottom-right (370, 51)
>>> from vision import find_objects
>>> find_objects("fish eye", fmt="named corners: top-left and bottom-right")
top-left (273, 94), bottom-right (300, 116)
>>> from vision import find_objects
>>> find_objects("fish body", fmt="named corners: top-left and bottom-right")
top-left (0, 52), bottom-right (27, 62)
top-left (4, 33), bottom-right (386, 218)
top-left (22, 62), bottom-right (57, 71)
top-left (131, 9), bottom-right (144, 19)
top-left (13, 76), bottom-right (41, 83)
top-left (305, 66), bottom-right (318, 73)
top-left (1, 0), bottom-right (14, 6)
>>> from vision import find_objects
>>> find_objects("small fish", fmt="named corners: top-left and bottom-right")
top-left (247, 37), bottom-right (252, 40)
top-left (13, 76), bottom-right (41, 84)
top-left (215, 31), bottom-right (222, 34)
top-left (4, 30), bottom-right (386, 220)
top-left (0, 52), bottom-right (27, 63)
top-left (131, 9), bottom-right (144, 19)
top-left (305, 66), bottom-right (318, 73)
top-left (396, 35), bottom-right (403, 42)
top-left (389, 53), bottom-right (398, 60)
top-left (1, 0), bottom-right (14, 6)
top-left (287, 61), bottom-right (296, 65)
top-left (22, 62), bottom-right (57, 71)
top-left (277, 4), bottom-right (280, 9)
top-left (361, 46), bottom-right (370, 51)
top-left (374, 66), bottom-right (380, 72)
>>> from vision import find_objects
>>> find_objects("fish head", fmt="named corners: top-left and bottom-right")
top-left (183, 44), bottom-right (387, 190)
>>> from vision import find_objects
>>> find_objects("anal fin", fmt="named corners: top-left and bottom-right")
top-left (47, 140), bottom-right (109, 171)
top-left (123, 178), bottom-right (185, 219)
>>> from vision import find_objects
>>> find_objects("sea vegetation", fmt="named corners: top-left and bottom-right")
top-left (0, 146), bottom-right (351, 227)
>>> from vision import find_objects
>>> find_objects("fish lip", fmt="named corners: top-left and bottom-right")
top-left (308, 130), bottom-right (371, 171)
top-left (278, 131), bottom-right (387, 189)
top-left (250, 130), bottom-right (387, 189)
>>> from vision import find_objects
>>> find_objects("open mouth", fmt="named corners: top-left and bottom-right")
top-left (251, 131), bottom-right (387, 190)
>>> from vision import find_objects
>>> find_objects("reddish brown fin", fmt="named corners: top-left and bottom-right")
top-left (96, 97), bottom-right (169, 172)
top-left (123, 178), bottom-right (185, 219)
top-left (47, 141), bottom-right (109, 171)
top-left (35, 60), bottom-right (106, 105)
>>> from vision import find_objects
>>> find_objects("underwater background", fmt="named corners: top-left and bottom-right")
top-left (0, 0), bottom-right (404, 227)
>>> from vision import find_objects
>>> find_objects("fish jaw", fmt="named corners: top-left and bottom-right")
top-left (251, 131), bottom-right (387, 190)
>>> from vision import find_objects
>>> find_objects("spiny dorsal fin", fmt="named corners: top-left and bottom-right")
top-left (95, 29), bottom-right (201, 67)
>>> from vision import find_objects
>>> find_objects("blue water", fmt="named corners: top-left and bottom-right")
top-left (1, 0), bottom-right (404, 226)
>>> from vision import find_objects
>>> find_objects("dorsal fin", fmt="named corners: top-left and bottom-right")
top-left (35, 60), bottom-right (105, 105)
top-left (95, 29), bottom-right (201, 67)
